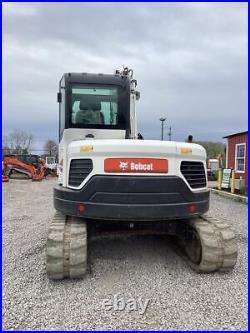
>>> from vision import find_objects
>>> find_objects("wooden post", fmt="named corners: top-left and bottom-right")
top-left (231, 170), bottom-right (235, 194)
top-left (218, 168), bottom-right (222, 190)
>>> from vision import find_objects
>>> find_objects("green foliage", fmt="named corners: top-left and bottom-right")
top-left (239, 185), bottom-right (247, 196)
top-left (213, 170), bottom-right (219, 181)
top-left (195, 141), bottom-right (226, 166)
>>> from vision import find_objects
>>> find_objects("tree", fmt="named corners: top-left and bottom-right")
top-left (2, 135), bottom-right (11, 156)
top-left (3, 129), bottom-right (33, 155)
top-left (3, 135), bottom-right (9, 148)
top-left (44, 139), bottom-right (58, 157)
top-left (196, 141), bottom-right (226, 167)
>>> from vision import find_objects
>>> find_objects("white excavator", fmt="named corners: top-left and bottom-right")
top-left (46, 67), bottom-right (237, 279)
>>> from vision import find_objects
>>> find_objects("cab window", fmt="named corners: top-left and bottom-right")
top-left (71, 86), bottom-right (119, 126)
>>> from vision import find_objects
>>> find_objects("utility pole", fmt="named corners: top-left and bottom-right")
top-left (168, 126), bottom-right (172, 141)
top-left (159, 117), bottom-right (166, 141)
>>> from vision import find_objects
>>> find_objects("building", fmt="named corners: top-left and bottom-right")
top-left (223, 131), bottom-right (248, 188)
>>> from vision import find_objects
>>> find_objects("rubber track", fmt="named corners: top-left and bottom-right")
top-left (178, 215), bottom-right (237, 273)
top-left (46, 212), bottom-right (87, 279)
top-left (8, 167), bottom-right (32, 179)
top-left (202, 214), bottom-right (238, 271)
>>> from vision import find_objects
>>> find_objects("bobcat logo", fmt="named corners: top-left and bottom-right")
top-left (119, 161), bottom-right (129, 171)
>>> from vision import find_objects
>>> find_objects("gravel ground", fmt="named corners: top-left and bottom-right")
top-left (2, 178), bottom-right (248, 330)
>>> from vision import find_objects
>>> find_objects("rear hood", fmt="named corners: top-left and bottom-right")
top-left (64, 140), bottom-right (207, 191)
top-left (67, 139), bottom-right (206, 160)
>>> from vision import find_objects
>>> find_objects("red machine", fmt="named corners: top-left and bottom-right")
top-left (2, 161), bottom-right (9, 182)
top-left (2, 156), bottom-right (45, 181)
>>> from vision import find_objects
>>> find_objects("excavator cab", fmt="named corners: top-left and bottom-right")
top-left (57, 72), bottom-right (133, 141)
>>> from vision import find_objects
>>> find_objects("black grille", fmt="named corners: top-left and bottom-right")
top-left (180, 161), bottom-right (206, 189)
top-left (69, 159), bottom-right (93, 187)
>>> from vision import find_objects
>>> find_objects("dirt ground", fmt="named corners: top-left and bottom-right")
top-left (2, 178), bottom-right (248, 330)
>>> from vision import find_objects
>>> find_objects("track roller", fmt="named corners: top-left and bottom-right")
top-left (46, 212), bottom-right (87, 279)
top-left (177, 215), bottom-right (237, 273)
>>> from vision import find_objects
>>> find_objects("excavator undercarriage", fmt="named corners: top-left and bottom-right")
top-left (46, 212), bottom-right (237, 279)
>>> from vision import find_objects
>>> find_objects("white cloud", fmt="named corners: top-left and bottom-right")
top-left (3, 2), bottom-right (38, 16)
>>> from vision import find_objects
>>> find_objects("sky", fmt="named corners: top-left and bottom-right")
top-left (2, 2), bottom-right (248, 150)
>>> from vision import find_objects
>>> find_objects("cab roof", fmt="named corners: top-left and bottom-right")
top-left (62, 72), bottom-right (129, 87)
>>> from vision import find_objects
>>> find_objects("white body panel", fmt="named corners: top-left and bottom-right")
top-left (58, 137), bottom-right (207, 193)
top-left (130, 80), bottom-right (137, 139)
top-left (58, 128), bottom-right (126, 185)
